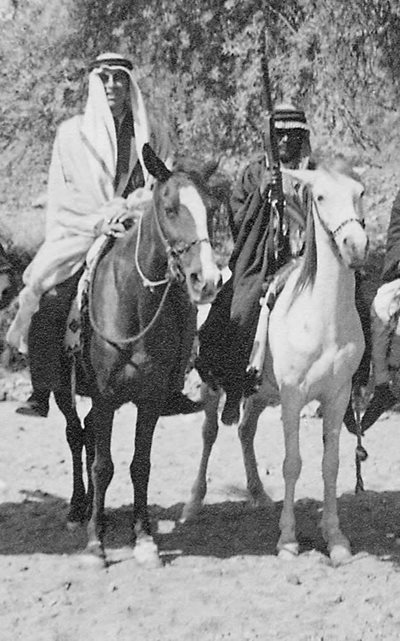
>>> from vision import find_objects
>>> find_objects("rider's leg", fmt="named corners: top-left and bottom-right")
top-left (361, 284), bottom-right (399, 432)
top-left (16, 269), bottom-right (83, 417)
top-left (161, 298), bottom-right (201, 416)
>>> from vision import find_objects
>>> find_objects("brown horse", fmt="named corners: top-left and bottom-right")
top-left (53, 144), bottom-right (224, 566)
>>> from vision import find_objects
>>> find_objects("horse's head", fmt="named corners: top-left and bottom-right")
top-left (284, 162), bottom-right (369, 270)
top-left (143, 144), bottom-right (223, 304)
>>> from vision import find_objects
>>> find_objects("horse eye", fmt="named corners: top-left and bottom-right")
top-left (360, 190), bottom-right (365, 198)
top-left (317, 195), bottom-right (324, 202)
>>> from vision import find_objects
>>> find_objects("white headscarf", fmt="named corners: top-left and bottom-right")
top-left (81, 52), bottom-right (151, 202)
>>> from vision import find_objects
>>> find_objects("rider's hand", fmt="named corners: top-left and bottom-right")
top-left (101, 218), bottom-right (126, 238)
top-left (98, 198), bottom-right (128, 237)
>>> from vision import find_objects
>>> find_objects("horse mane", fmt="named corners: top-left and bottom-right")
top-left (290, 156), bottom-right (362, 303)
top-left (290, 192), bottom-right (317, 301)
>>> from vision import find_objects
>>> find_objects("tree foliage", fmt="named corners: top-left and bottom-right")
top-left (1, 0), bottom-right (400, 210)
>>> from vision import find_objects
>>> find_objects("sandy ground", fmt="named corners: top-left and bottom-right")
top-left (1, 381), bottom-right (400, 641)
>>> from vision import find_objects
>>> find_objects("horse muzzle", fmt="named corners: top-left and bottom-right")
top-left (341, 234), bottom-right (369, 270)
top-left (188, 267), bottom-right (223, 305)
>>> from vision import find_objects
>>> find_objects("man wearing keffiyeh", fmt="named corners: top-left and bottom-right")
top-left (195, 104), bottom-right (313, 423)
top-left (9, 53), bottom-right (196, 418)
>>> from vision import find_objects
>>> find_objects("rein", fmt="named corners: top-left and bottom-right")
top-left (88, 197), bottom-right (210, 348)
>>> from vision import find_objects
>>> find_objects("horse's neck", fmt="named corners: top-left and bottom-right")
top-left (119, 208), bottom-right (167, 285)
top-left (102, 210), bottom-right (168, 309)
top-left (138, 208), bottom-right (168, 280)
top-left (312, 213), bottom-right (355, 315)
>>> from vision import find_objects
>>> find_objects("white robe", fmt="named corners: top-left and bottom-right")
top-left (7, 70), bottom-right (171, 353)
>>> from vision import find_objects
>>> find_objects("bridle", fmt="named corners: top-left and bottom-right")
top-left (312, 196), bottom-right (365, 246)
top-left (331, 216), bottom-right (365, 239)
top-left (89, 192), bottom-right (211, 347)
top-left (134, 200), bottom-right (211, 289)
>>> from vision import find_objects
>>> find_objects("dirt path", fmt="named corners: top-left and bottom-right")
top-left (1, 392), bottom-right (400, 641)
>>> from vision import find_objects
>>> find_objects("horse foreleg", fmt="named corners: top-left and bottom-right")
top-left (277, 392), bottom-right (302, 558)
top-left (239, 395), bottom-right (273, 508)
top-left (53, 388), bottom-right (87, 527)
top-left (181, 383), bottom-right (220, 521)
top-left (130, 403), bottom-right (160, 566)
top-left (86, 399), bottom-right (115, 559)
top-left (83, 407), bottom-right (95, 519)
top-left (321, 392), bottom-right (352, 565)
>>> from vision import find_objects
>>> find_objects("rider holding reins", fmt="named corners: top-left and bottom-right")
top-left (9, 53), bottom-right (199, 418)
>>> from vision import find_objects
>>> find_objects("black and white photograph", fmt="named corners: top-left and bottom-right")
top-left (1, 1), bottom-right (400, 639)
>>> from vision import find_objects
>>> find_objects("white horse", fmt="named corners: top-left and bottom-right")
top-left (183, 162), bottom-right (369, 566)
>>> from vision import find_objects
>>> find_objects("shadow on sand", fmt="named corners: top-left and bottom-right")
top-left (1, 488), bottom-right (400, 565)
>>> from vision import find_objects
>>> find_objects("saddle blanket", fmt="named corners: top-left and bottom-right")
top-left (64, 235), bottom-right (108, 354)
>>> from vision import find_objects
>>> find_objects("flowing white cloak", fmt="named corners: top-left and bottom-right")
top-left (7, 113), bottom-right (171, 352)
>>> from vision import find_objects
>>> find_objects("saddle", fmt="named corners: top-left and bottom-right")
top-left (64, 235), bottom-right (110, 355)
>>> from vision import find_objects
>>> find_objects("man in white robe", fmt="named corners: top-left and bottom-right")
top-left (9, 53), bottom-right (198, 417)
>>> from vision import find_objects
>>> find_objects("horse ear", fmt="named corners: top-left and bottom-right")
top-left (142, 143), bottom-right (172, 183)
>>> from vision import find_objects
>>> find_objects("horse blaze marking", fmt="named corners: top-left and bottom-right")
top-left (179, 185), bottom-right (214, 267)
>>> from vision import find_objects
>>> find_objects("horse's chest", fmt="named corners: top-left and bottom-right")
top-left (269, 304), bottom-right (363, 387)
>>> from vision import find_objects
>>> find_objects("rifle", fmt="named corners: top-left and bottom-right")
top-left (259, 27), bottom-right (287, 268)
top-left (245, 26), bottom-right (289, 388)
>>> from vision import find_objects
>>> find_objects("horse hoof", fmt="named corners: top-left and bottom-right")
top-left (133, 537), bottom-right (161, 568)
top-left (66, 520), bottom-right (81, 533)
top-left (330, 544), bottom-right (352, 567)
top-left (106, 546), bottom-right (135, 564)
top-left (180, 502), bottom-right (201, 523)
top-left (78, 549), bottom-right (107, 570)
top-left (278, 543), bottom-right (299, 560)
top-left (248, 492), bottom-right (275, 510)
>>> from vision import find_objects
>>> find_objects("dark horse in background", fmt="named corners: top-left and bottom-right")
top-left (53, 143), bottom-right (225, 566)
top-left (0, 241), bottom-right (18, 310)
